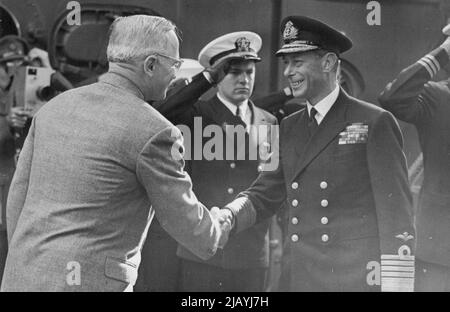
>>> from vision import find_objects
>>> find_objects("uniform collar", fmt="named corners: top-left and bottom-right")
top-left (217, 92), bottom-right (249, 119)
top-left (307, 84), bottom-right (340, 123)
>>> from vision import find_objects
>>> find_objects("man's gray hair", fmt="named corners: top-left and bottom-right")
top-left (107, 15), bottom-right (178, 63)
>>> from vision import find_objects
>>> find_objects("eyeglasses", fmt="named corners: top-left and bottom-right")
top-left (152, 52), bottom-right (184, 71)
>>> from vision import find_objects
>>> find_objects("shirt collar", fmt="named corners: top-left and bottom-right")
top-left (217, 93), bottom-right (249, 117)
top-left (307, 85), bottom-right (340, 119)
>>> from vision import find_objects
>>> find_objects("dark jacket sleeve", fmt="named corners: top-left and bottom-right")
top-left (367, 111), bottom-right (416, 291)
top-left (156, 73), bottom-right (213, 125)
top-left (378, 47), bottom-right (450, 125)
top-left (367, 111), bottom-right (415, 252)
top-left (225, 121), bottom-right (286, 233)
top-left (253, 89), bottom-right (293, 112)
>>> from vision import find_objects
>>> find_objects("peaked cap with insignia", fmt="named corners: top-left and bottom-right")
top-left (198, 31), bottom-right (262, 68)
top-left (276, 16), bottom-right (352, 56)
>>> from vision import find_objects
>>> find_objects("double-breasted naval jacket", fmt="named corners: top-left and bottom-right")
top-left (228, 88), bottom-right (416, 291)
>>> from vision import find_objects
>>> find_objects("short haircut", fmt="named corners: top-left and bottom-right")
top-left (107, 15), bottom-right (179, 63)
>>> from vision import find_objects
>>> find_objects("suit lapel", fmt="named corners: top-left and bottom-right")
top-left (290, 88), bottom-right (350, 182)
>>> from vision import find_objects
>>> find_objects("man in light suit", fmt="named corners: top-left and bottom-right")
top-left (219, 16), bottom-right (415, 292)
top-left (1, 15), bottom-right (228, 292)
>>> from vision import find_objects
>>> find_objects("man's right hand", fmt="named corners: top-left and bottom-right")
top-left (204, 59), bottom-right (230, 85)
top-left (7, 107), bottom-right (31, 129)
top-left (441, 24), bottom-right (450, 55)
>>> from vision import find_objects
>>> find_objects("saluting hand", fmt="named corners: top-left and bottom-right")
top-left (205, 58), bottom-right (230, 85)
top-left (441, 24), bottom-right (450, 54)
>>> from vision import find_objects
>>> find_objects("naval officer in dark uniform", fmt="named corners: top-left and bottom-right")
top-left (379, 26), bottom-right (450, 292)
top-left (174, 31), bottom-right (278, 292)
top-left (222, 16), bottom-right (416, 292)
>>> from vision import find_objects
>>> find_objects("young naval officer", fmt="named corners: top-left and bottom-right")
top-left (379, 24), bottom-right (450, 292)
top-left (218, 16), bottom-right (416, 292)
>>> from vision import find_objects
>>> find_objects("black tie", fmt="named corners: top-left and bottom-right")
top-left (308, 107), bottom-right (319, 137)
top-left (236, 106), bottom-right (245, 124)
top-left (236, 106), bottom-right (242, 118)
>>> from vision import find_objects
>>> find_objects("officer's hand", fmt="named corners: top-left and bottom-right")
top-left (441, 24), bottom-right (450, 54)
top-left (205, 59), bottom-right (230, 85)
top-left (7, 107), bottom-right (31, 129)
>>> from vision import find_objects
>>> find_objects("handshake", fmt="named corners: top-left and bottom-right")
top-left (210, 206), bottom-right (235, 249)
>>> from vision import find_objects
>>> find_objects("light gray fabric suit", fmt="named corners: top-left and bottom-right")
top-left (0, 71), bottom-right (221, 292)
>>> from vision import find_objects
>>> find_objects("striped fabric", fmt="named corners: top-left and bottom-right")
top-left (418, 54), bottom-right (441, 77)
top-left (381, 253), bottom-right (415, 292)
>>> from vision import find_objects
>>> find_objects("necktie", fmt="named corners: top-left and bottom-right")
top-left (236, 106), bottom-right (242, 119)
top-left (308, 107), bottom-right (319, 137)
top-left (236, 106), bottom-right (246, 125)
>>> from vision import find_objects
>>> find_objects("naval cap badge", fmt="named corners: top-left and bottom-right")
top-left (235, 37), bottom-right (251, 52)
top-left (283, 20), bottom-right (298, 41)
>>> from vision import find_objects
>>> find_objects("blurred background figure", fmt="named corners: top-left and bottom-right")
top-left (0, 63), bottom-right (15, 282)
top-left (379, 24), bottom-right (450, 292)
top-left (0, 40), bottom-right (42, 279)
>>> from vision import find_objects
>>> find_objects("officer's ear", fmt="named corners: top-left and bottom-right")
top-left (144, 55), bottom-right (158, 76)
top-left (322, 52), bottom-right (338, 73)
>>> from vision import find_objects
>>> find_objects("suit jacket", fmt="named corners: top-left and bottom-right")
top-left (379, 47), bottom-right (450, 267)
top-left (227, 89), bottom-right (415, 291)
top-left (0, 70), bottom-right (222, 292)
top-left (174, 94), bottom-right (278, 269)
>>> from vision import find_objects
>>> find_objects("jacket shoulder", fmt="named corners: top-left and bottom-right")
top-left (280, 107), bottom-right (306, 128)
top-left (253, 105), bottom-right (277, 124)
top-left (347, 96), bottom-right (388, 120)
